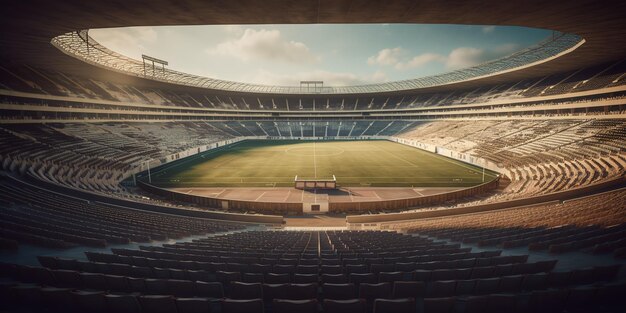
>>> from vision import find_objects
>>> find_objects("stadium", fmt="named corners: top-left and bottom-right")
top-left (0, 0), bottom-right (625, 312)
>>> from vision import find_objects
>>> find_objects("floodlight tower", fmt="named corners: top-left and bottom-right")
top-left (142, 55), bottom-right (168, 77)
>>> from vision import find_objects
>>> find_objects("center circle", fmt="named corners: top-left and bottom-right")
top-left (285, 146), bottom-right (345, 157)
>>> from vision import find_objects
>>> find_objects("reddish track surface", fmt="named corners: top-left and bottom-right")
top-left (169, 186), bottom-right (462, 203)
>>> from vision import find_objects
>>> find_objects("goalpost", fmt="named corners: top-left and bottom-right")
top-left (294, 175), bottom-right (337, 190)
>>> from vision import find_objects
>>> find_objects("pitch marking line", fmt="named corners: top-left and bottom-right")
top-left (254, 192), bottom-right (267, 201)
top-left (373, 191), bottom-right (382, 200)
top-left (374, 141), bottom-right (494, 178)
top-left (313, 141), bottom-right (317, 178)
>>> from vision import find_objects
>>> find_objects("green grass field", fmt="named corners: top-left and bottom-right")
top-left (150, 140), bottom-right (498, 188)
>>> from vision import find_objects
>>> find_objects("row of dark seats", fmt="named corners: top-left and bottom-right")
top-left (5, 260), bottom-right (619, 300)
top-left (3, 281), bottom-right (625, 313)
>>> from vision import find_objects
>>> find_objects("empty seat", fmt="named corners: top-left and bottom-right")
top-left (321, 265), bottom-right (343, 274)
top-left (221, 298), bottom-right (264, 313)
top-left (565, 286), bottom-right (597, 312)
top-left (393, 281), bottom-right (425, 298)
top-left (105, 275), bottom-right (130, 292)
top-left (127, 277), bottom-right (147, 293)
top-left (373, 298), bottom-right (415, 313)
top-left (350, 273), bottom-right (377, 285)
top-left (455, 280), bottom-right (476, 295)
top-left (80, 272), bottom-right (107, 290)
top-left (324, 298), bottom-right (367, 313)
top-left (395, 262), bottom-right (417, 272)
top-left (71, 290), bottom-right (106, 313)
top-left (322, 274), bottom-right (348, 284)
top-left (474, 278), bottom-right (499, 294)
top-left (139, 295), bottom-right (178, 313)
top-left (423, 297), bottom-right (455, 313)
top-left (594, 281), bottom-right (626, 310)
top-left (196, 281), bottom-right (224, 298)
top-left (413, 270), bottom-right (432, 281)
top-left (19, 266), bottom-right (55, 285)
top-left (324, 283), bottom-right (357, 300)
top-left (485, 294), bottom-right (517, 313)
top-left (250, 264), bottom-right (271, 274)
top-left (216, 271), bottom-right (241, 285)
top-left (528, 289), bottom-right (568, 313)
top-left (346, 264), bottom-right (368, 274)
top-left (359, 282), bottom-right (392, 300)
top-left (265, 273), bottom-right (291, 284)
top-left (592, 264), bottom-right (621, 281)
top-left (570, 268), bottom-right (596, 285)
top-left (296, 265), bottom-right (318, 274)
top-left (429, 280), bottom-right (456, 297)
top-left (273, 265), bottom-right (295, 274)
top-left (41, 287), bottom-right (73, 311)
top-left (378, 271), bottom-right (405, 282)
top-left (230, 282), bottom-right (263, 299)
top-left (463, 295), bottom-right (489, 313)
top-left (242, 272), bottom-right (265, 283)
top-left (547, 271), bottom-right (571, 287)
top-left (145, 278), bottom-right (169, 295)
top-left (105, 294), bottom-right (142, 313)
top-left (287, 283), bottom-right (318, 300)
top-left (11, 284), bottom-right (43, 308)
top-left (370, 263), bottom-right (394, 273)
top-left (499, 275), bottom-right (523, 292)
top-left (521, 273), bottom-right (548, 291)
top-left (273, 299), bottom-right (318, 313)
top-left (294, 274), bottom-right (319, 283)
top-left (432, 269), bottom-right (456, 281)
top-left (263, 283), bottom-right (289, 301)
top-left (37, 256), bottom-right (59, 269)
top-left (176, 297), bottom-right (211, 313)
top-left (168, 279), bottom-right (197, 297)
top-left (470, 266), bottom-right (494, 279)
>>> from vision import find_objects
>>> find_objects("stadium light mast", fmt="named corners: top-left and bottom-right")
top-left (477, 127), bottom-right (489, 183)
top-left (142, 55), bottom-right (168, 77)
top-left (144, 160), bottom-right (152, 183)
top-left (482, 161), bottom-right (485, 182)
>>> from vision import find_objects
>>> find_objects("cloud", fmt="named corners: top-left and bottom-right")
top-left (482, 26), bottom-right (496, 34)
top-left (445, 47), bottom-right (484, 69)
top-left (247, 69), bottom-right (388, 86)
top-left (206, 28), bottom-right (319, 64)
top-left (90, 27), bottom-right (158, 58)
top-left (397, 53), bottom-right (447, 70)
top-left (367, 47), bottom-right (407, 66)
top-left (367, 43), bottom-right (520, 71)
top-left (492, 43), bottom-right (519, 55)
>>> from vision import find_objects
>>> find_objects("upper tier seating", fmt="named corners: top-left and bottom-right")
top-left (1, 60), bottom-right (625, 111)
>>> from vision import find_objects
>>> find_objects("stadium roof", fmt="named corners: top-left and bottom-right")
top-left (1, 0), bottom-right (625, 95)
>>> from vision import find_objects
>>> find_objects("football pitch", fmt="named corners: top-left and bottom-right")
top-left (150, 140), bottom-right (498, 188)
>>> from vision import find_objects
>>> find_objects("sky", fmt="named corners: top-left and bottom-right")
top-left (90, 24), bottom-right (552, 86)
